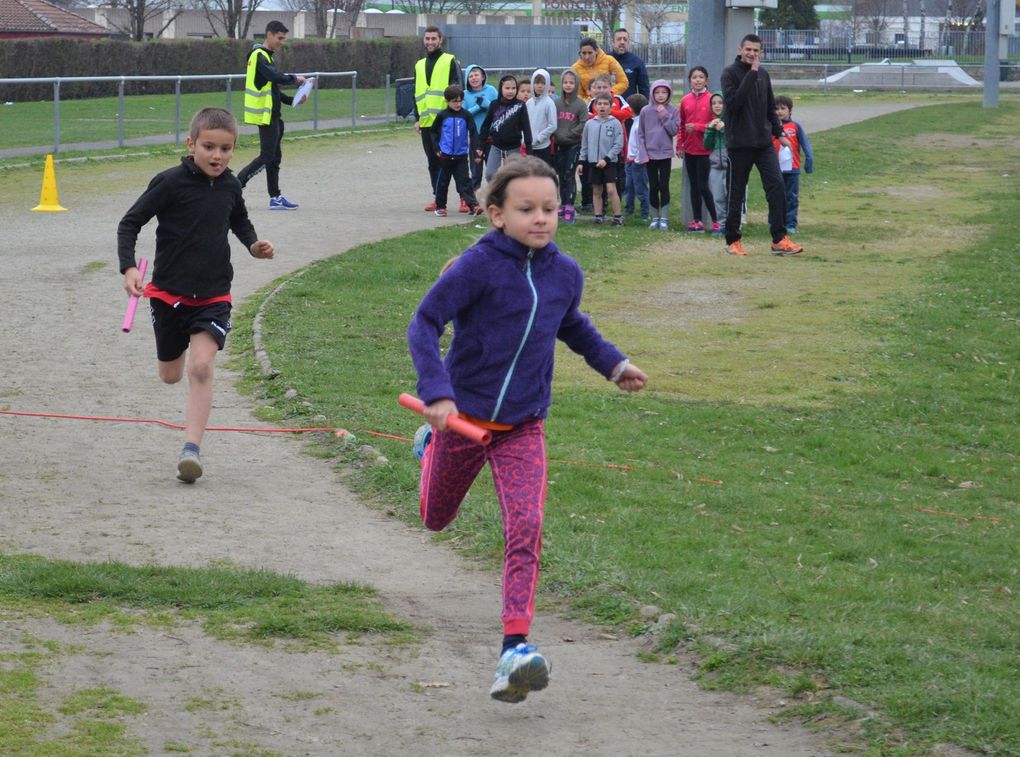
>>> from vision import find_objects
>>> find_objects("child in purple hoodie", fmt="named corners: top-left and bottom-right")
top-left (634, 78), bottom-right (680, 229)
top-left (407, 156), bottom-right (647, 705)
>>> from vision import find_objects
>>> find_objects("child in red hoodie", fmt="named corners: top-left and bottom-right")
top-left (676, 66), bottom-right (720, 234)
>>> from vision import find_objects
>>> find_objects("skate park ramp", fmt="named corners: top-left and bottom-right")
top-left (821, 59), bottom-right (980, 88)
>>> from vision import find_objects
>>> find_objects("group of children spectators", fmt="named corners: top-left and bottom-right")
top-left (429, 62), bottom-right (813, 236)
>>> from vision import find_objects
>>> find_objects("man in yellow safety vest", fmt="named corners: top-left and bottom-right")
top-left (237, 20), bottom-right (307, 211)
top-left (414, 26), bottom-right (461, 211)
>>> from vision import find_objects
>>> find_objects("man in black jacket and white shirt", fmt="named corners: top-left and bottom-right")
top-left (720, 34), bottom-right (802, 256)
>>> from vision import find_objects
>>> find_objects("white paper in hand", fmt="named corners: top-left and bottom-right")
top-left (778, 145), bottom-right (793, 172)
top-left (292, 78), bottom-right (315, 107)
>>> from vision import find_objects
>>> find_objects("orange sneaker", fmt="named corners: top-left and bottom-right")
top-left (771, 236), bottom-right (803, 256)
top-left (424, 201), bottom-right (437, 212)
top-left (725, 240), bottom-right (747, 256)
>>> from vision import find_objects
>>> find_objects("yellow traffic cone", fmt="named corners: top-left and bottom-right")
top-left (32, 154), bottom-right (67, 212)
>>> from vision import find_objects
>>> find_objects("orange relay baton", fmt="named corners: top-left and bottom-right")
top-left (398, 393), bottom-right (492, 445)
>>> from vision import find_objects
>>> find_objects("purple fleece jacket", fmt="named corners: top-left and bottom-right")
top-left (635, 79), bottom-right (679, 163)
top-left (407, 230), bottom-right (626, 425)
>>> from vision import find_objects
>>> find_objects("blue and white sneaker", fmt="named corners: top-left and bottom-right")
top-left (412, 423), bottom-right (433, 461)
top-left (269, 195), bottom-right (299, 210)
top-left (489, 643), bottom-right (550, 703)
top-left (176, 448), bottom-right (203, 483)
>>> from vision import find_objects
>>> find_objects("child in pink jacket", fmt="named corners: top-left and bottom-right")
top-left (676, 66), bottom-right (720, 233)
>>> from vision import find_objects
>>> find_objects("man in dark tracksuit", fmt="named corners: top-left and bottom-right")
top-left (237, 20), bottom-right (307, 210)
top-left (720, 34), bottom-right (802, 256)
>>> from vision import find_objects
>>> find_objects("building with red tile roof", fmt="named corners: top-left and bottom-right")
top-left (0, 0), bottom-right (109, 39)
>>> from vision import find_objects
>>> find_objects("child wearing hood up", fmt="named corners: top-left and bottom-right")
top-left (480, 75), bottom-right (533, 181)
top-left (526, 68), bottom-right (557, 167)
top-left (463, 64), bottom-right (498, 195)
top-left (552, 69), bottom-right (587, 223)
top-left (635, 79), bottom-right (680, 230)
top-left (703, 93), bottom-right (729, 234)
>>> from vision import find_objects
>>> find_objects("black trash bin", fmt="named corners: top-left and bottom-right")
top-left (395, 77), bottom-right (415, 120)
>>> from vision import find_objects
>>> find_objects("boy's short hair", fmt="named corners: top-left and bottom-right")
top-left (593, 93), bottom-right (613, 106)
top-left (775, 94), bottom-right (794, 111)
top-left (592, 73), bottom-right (613, 87)
top-left (189, 107), bottom-right (238, 141)
top-left (533, 72), bottom-right (546, 85)
top-left (517, 78), bottom-right (531, 88)
top-left (424, 25), bottom-right (443, 38)
top-left (265, 20), bottom-right (288, 35)
top-left (444, 84), bottom-right (464, 101)
top-left (626, 93), bottom-right (647, 114)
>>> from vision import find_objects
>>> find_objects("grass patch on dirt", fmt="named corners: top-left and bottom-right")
top-left (235, 100), bottom-right (1020, 755)
top-left (0, 553), bottom-right (412, 648)
top-left (0, 636), bottom-right (146, 755)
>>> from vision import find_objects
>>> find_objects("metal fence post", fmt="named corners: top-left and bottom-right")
top-left (53, 80), bottom-right (61, 153)
top-left (118, 78), bottom-right (125, 147)
top-left (312, 72), bottom-right (319, 130)
top-left (226, 74), bottom-right (232, 113)
top-left (351, 72), bottom-right (357, 130)
top-left (385, 73), bottom-right (391, 121)
top-left (175, 78), bottom-right (182, 144)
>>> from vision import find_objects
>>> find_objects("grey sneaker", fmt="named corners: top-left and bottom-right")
top-left (176, 448), bottom-right (203, 483)
top-left (489, 643), bottom-right (550, 703)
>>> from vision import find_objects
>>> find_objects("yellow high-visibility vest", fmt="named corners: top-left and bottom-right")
top-left (244, 47), bottom-right (273, 126)
top-left (414, 52), bottom-right (454, 128)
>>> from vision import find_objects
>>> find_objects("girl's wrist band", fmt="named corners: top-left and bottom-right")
top-left (610, 359), bottom-right (629, 383)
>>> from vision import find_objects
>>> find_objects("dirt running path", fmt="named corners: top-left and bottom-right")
top-left (0, 105), bottom-right (901, 754)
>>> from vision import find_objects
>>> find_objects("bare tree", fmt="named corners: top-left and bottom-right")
top-left (199, 0), bottom-right (265, 39)
top-left (634, 0), bottom-right (671, 45)
top-left (99, 0), bottom-right (183, 41)
top-left (847, 0), bottom-right (894, 43)
top-left (391, 0), bottom-right (463, 12)
top-left (588, 0), bottom-right (627, 37)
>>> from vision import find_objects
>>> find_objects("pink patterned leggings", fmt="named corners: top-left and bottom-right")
top-left (419, 418), bottom-right (547, 636)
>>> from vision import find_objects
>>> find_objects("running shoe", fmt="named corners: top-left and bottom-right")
top-left (434, 208), bottom-right (448, 217)
top-left (424, 201), bottom-right (437, 212)
top-left (269, 195), bottom-right (299, 211)
top-left (685, 220), bottom-right (704, 232)
top-left (771, 236), bottom-right (804, 256)
top-left (412, 424), bottom-right (433, 461)
top-left (489, 643), bottom-right (550, 704)
top-left (726, 240), bottom-right (748, 256)
top-left (563, 205), bottom-right (575, 223)
top-left (176, 449), bottom-right (203, 483)
top-left (459, 198), bottom-right (470, 213)
top-left (711, 221), bottom-right (722, 235)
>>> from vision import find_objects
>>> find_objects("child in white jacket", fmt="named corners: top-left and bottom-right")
top-left (526, 68), bottom-right (557, 167)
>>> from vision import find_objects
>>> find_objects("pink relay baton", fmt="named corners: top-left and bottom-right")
top-left (398, 393), bottom-right (492, 445)
top-left (121, 257), bottom-right (148, 333)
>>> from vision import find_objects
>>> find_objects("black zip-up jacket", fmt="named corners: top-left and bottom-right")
top-left (250, 44), bottom-right (296, 119)
top-left (720, 55), bottom-right (783, 150)
top-left (117, 157), bottom-right (258, 298)
top-left (480, 97), bottom-right (533, 151)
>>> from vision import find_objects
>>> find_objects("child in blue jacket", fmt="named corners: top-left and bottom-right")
top-left (430, 85), bottom-right (483, 217)
top-left (463, 64), bottom-right (498, 195)
top-left (407, 157), bottom-right (647, 704)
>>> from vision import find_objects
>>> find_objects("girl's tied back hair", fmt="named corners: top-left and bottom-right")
top-left (688, 65), bottom-right (709, 83)
top-left (482, 156), bottom-right (559, 210)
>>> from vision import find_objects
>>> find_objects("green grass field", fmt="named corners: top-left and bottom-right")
top-left (231, 100), bottom-right (1020, 755)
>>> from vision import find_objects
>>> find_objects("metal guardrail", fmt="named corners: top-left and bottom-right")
top-left (0, 71), bottom-right (357, 154)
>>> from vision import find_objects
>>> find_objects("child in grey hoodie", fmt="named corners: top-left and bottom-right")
top-left (578, 93), bottom-right (625, 225)
top-left (634, 78), bottom-right (680, 229)
top-left (526, 68), bottom-right (557, 166)
top-left (552, 69), bottom-right (587, 222)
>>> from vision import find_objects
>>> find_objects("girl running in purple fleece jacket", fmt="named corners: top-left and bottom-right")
top-left (406, 156), bottom-right (648, 704)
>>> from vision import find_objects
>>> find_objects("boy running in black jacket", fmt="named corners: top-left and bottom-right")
top-left (118, 107), bottom-right (275, 483)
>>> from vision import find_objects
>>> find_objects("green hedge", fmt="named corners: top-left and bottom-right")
top-left (0, 37), bottom-right (420, 100)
